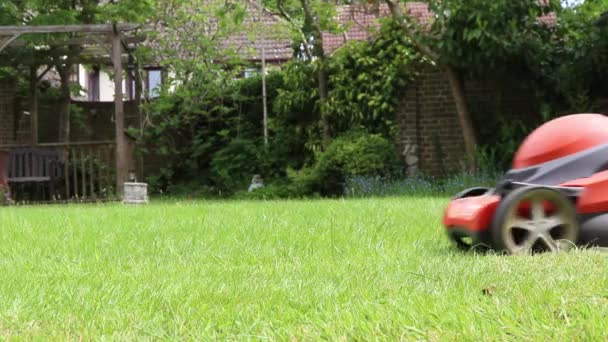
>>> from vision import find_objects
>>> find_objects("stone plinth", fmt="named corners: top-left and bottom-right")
top-left (123, 182), bottom-right (148, 204)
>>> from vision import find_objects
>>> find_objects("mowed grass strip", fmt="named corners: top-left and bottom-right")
top-left (0, 197), bottom-right (607, 340)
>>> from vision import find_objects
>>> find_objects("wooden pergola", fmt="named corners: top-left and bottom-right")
top-left (0, 23), bottom-right (147, 197)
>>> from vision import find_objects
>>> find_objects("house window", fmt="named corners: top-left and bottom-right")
top-left (70, 65), bottom-right (80, 84)
top-left (126, 71), bottom-right (135, 100)
top-left (146, 69), bottom-right (163, 98)
top-left (87, 66), bottom-right (100, 101)
top-left (243, 68), bottom-right (259, 78)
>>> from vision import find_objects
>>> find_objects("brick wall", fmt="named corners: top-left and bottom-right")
top-left (0, 77), bottom-right (16, 146)
top-left (395, 64), bottom-right (539, 176)
top-left (38, 100), bottom-right (140, 143)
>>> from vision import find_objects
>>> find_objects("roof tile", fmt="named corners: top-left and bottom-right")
top-left (145, 1), bottom-right (292, 65)
top-left (219, 2), bottom-right (293, 62)
top-left (323, 2), bottom-right (556, 54)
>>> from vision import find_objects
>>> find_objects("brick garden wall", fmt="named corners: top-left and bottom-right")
top-left (38, 100), bottom-right (140, 143)
top-left (395, 64), bottom-right (539, 176)
top-left (0, 78), bottom-right (16, 146)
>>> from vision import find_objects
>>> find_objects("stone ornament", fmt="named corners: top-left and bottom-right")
top-left (402, 143), bottom-right (419, 176)
top-left (123, 182), bottom-right (148, 204)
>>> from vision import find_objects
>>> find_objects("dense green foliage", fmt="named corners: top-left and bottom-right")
top-left (325, 20), bottom-right (418, 137)
top-left (142, 18), bottom-right (414, 196)
top-left (313, 131), bottom-right (401, 194)
top-left (248, 131), bottom-right (399, 198)
top-left (140, 71), bottom-right (287, 193)
top-left (140, 0), bottom-right (608, 196)
top-left (541, 1), bottom-right (608, 113)
top-left (425, 0), bottom-right (557, 74)
top-left (5, 0), bottom-right (608, 198)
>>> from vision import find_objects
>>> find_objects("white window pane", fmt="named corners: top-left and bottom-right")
top-left (148, 70), bottom-right (162, 97)
top-left (244, 68), bottom-right (258, 78)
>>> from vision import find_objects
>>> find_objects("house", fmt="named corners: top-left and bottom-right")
top-left (73, 1), bottom-right (293, 102)
top-left (322, 2), bottom-right (557, 176)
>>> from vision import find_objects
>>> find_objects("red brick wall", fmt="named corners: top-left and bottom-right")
top-left (395, 64), bottom-right (538, 176)
top-left (38, 100), bottom-right (140, 143)
top-left (0, 78), bottom-right (16, 146)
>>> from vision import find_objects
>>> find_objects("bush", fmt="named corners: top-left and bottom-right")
top-left (210, 139), bottom-right (263, 193)
top-left (320, 131), bottom-right (399, 172)
top-left (286, 166), bottom-right (324, 197)
top-left (303, 131), bottom-right (402, 196)
top-left (0, 188), bottom-right (6, 206)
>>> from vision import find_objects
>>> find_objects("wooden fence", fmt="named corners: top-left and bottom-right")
top-left (1, 141), bottom-right (117, 203)
top-left (60, 141), bottom-right (116, 201)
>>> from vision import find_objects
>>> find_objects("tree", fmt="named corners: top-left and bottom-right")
top-left (349, 0), bottom-right (559, 166)
top-left (268, 0), bottom-right (344, 149)
top-left (137, 0), bottom-right (262, 183)
top-left (543, 0), bottom-right (608, 113)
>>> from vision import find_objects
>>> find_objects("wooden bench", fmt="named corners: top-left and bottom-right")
top-left (1, 148), bottom-right (64, 201)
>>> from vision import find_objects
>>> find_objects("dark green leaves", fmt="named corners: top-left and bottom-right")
top-left (324, 20), bottom-right (417, 136)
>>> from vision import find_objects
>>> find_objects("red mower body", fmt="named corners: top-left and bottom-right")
top-left (444, 114), bottom-right (608, 252)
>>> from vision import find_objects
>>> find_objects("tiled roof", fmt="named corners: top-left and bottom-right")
top-left (219, 2), bottom-right (293, 62)
top-left (323, 2), bottom-right (557, 55)
top-left (322, 3), bottom-right (431, 54)
top-left (143, 0), bottom-right (292, 66)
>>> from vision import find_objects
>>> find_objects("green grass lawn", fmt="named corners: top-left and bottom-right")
top-left (1, 197), bottom-right (607, 340)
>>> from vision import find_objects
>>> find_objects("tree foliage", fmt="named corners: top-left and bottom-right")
top-left (326, 19), bottom-right (418, 137)
top-left (538, 0), bottom-right (608, 113)
top-left (6, 0), bottom-right (608, 195)
top-left (426, 0), bottom-right (558, 74)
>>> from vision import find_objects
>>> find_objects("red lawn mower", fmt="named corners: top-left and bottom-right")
top-left (444, 113), bottom-right (608, 254)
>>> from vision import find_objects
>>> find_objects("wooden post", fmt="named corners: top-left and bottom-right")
top-left (112, 28), bottom-right (128, 197)
top-left (72, 147), bottom-right (78, 199)
top-left (89, 146), bottom-right (95, 198)
top-left (64, 148), bottom-right (70, 200)
top-left (134, 61), bottom-right (144, 181)
top-left (29, 66), bottom-right (38, 146)
top-left (258, 1), bottom-right (268, 148)
top-left (262, 45), bottom-right (268, 148)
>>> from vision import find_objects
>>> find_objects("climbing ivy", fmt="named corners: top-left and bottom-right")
top-left (325, 19), bottom-right (419, 138)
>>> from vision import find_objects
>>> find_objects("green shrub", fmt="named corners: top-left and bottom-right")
top-left (286, 166), bottom-right (323, 197)
top-left (318, 131), bottom-right (399, 175)
top-left (312, 131), bottom-right (401, 196)
top-left (210, 139), bottom-right (263, 192)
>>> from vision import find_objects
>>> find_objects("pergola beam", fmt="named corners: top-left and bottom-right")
top-left (0, 55), bottom-right (129, 67)
top-left (0, 34), bottom-right (21, 53)
top-left (0, 23), bottom-right (142, 199)
top-left (0, 24), bottom-right (141, 35)
top-left (8, 35), bottom-right (146, 48)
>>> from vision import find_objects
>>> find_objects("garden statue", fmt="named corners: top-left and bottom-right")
top-left (402, 142), bottom-right (419, 177)
top-left (248, 174), bottom-right (264, 192)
